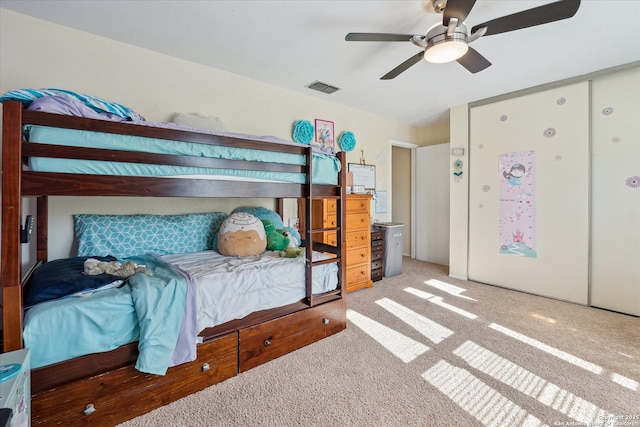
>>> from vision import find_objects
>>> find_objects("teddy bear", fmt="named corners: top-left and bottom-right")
top-left (262, 219), bottom-right (291, 252)
top-left (83, 258), bottom-right (152, 277)
top-left (278, 247), bottom-right (305, 258)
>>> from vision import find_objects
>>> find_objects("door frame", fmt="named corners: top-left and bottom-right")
top-left (389, 139), bottom-right (418, 258)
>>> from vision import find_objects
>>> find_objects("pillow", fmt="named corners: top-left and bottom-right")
top-left (0, 88), bottom-right (144, 121)
top-left (75, 212), bottom-right (228, 258)
top-left (217, 212), bottom-right (266, 257)
top-left (232, 206), bottom-right (301, 244)
top-left (24, 256), bottom-right (119, 308)
top-left (171, 112), bottom-right (227, 132)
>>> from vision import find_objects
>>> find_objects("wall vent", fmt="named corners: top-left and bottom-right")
top-left (306, 81), bottom-right (340, 94)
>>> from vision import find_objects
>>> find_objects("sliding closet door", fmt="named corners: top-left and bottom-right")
top-left (590, 67), bottom-right (640, 316)
top-left (468, 82), bottom-right (589, 304)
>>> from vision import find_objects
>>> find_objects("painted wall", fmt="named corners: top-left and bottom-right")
top-left (0, 9), bottom-right (423, 260)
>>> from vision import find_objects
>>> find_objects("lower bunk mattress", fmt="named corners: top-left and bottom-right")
top-left (23, 249), bottom-right (338, 371)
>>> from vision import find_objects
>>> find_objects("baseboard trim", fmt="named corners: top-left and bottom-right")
top-left (449, 274), bottom-right (468, 281)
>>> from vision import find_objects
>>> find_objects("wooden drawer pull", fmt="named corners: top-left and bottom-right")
top-left (84, 404), bottom-right (96, 416)
top-left (264, 339), bottom-right (272, 346)
top-left (202, 363), bottom-right (210, 372)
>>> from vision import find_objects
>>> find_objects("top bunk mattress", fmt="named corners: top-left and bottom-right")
top-left (25, 125), bottom-right (340, 185)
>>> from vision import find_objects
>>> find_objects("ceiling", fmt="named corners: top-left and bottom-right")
top-left (2, 0), bottom-right (639, 127)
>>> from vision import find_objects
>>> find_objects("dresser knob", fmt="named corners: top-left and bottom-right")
top-left (84, 404), bottom-right (96, 416)
top-left (264, 339), bottom-right (272, 346)
top-left (202, 363), bottom-right (210, 372)
top-left (323, 318), bottom-right (330, 324)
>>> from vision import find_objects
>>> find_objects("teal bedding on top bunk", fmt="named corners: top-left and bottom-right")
top-left (25, 125), bottom-right (341, 184)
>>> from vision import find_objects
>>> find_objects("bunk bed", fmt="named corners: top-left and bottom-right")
top-left (0, 98), bottom-right (348, 426)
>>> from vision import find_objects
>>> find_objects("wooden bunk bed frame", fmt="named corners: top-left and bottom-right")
top-left (1, 100), bottom-right (348, 426)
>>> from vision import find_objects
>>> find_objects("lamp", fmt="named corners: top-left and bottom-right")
top-left (423, 22), bottom-right (469, 64)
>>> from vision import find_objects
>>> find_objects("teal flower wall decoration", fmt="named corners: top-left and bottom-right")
top-left (338, 131), bottom-right (356, 152)
top-left (292, 120), bottom-right (314, 145)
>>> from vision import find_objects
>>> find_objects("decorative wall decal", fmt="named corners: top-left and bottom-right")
top-left (543, 128), bottom-right (556, 138)
top-left (500, 114), bottom-right (508, 122)
top-left (612, 136), bottom-right (621, 143)
top-left (626, 176), bottom-right (640, 189)
top-left (555, 155), bottom-right (562, 161)
top-left (602, 107), bottom-right (614, 116)
top-left (453, 159), bottom-right (464, 182)
top-left (499, 151), bottom-right (537, 258)
top-left (556, 97), bottom-right (566, 105)
top-left (482, 185), bottom-right (490, 192)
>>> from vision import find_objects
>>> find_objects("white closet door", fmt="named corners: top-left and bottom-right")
top-left (468, 82), bottom-right (590, 304)
top-left (591, 67), bottom-right (640, 316)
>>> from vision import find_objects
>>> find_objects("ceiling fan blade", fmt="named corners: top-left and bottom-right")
top-left (471, 0), bottom-right (580, 37)
top-left (456, 47), bottom-right (491, 73)
top-left (381, 51), bottom-right (424, 80)
top-left (443, 0), bottom-right (477, 26)
top-left (345, 33), bottom-right (416, 42)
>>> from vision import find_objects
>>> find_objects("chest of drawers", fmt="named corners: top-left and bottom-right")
top-left (370, 229), bottom-right (385, 282)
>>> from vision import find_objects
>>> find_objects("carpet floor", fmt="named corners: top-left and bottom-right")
top-left (118, 257), bottom-right (639, 427)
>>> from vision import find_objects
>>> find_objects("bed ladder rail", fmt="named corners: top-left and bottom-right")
top-left (304, 150), bottom-right (346, 307)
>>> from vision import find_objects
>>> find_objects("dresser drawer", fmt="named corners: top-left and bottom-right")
top-left (325, 214), bottom-right (337, 229)
top-left (371, 259), bottom-right (383, 270)
top-left (371, 268), bottom-right (384, 282)
top-left (346, 197), bottom-right (369, 214)
top-left (371, 249), bottom-right (383, 261)
top-left (346, 230), bottom-right (369, 249)
top-left (345, 213), bottom-right (370, 231)
top-left (239, 299), bottom-right (346, 372)
top-left (346, 263), bottom-right (371, 284)
top-left (346, 246), bottom-right (370, 266)
top-left (371, 238), bottom-right (384, 248)
top-left (32, 334), bottom-right (238, 426)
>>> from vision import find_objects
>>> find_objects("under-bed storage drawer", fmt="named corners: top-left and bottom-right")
top-left (239, 298), bottom-right (346, 372)
top-left (31, 333), bottom-right (238, 427)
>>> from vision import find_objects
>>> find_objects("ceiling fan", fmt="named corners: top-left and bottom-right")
top-left (345, 0), bottom-right (581, 79)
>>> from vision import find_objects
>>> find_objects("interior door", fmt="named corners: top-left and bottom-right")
top-left (415, 143), bottom-right (450, 266)
top-left (468, 82), bottom-right (590, 304)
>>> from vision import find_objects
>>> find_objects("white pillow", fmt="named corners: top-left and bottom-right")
top-left (171, 112), bottom-right (227, 132)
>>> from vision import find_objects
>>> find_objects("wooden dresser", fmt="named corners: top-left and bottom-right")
top-left (302, 194), bottom-right (373, 293)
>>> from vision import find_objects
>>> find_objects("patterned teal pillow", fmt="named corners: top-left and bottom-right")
top-left (75, 212), bottom-right (227, 258)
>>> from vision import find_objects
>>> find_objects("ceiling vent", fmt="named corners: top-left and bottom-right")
top-left (306, 81), bottom-right (340, 94)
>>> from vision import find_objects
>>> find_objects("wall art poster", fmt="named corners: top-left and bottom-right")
top-left (499, 150), bottom-right (537, 258)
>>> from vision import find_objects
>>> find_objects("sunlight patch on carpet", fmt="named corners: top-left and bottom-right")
top-left (405, 287), bottom-right (478, 319)
top-left (488, 323), bottom-right (603, 374)
top-left (423, 360), bottom-right (546, 427)
top-left (610, 373), bottom-right (639, 391)
top-left (454, 341), bottom-right (615, 424)
top-left (346, 309), bottom-right (429, 363)
top-left (423, 279), bottom-right (478, 301)
top-left (375, 298), bottom-right (453, 344)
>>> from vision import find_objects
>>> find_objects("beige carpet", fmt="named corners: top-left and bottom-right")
top-left (118, 257), bottom-right (640, 427)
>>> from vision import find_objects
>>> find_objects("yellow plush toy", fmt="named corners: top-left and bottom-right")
top-left (217, 212), bottom-right (266, 257)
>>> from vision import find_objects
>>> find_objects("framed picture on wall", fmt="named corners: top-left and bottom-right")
top-left (314, 119), bottom-right (334, 153)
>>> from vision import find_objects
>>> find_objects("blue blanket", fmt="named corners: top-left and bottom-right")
top-left (127, 254), bottom-right (188, 375)
top-left (23, 254), bottom-right (189, 375)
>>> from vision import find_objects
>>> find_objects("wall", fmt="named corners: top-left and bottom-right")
top-left (0, 9), bottom-right (422, 260)
top-left (391, 146), bottom-right (411, 255)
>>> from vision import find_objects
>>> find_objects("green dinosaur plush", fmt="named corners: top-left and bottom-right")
top-left (262, 220), bottom-right (290, 251)
top-left (279, 247), bottom-right (305, 258)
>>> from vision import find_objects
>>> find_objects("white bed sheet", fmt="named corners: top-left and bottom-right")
top-left (162, 250), bottom-right (338, 332)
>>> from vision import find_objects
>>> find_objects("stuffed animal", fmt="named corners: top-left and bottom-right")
top-left (279, 247), bottom-right (305, 258)
top-left (281, 229), bottom-right (300, 248)
top-left (262, 219), bottom-right (290, 252)
top-left (84, 258), bottom-right (152, 277)
top-left (218, 212), bottom-right (267, 257)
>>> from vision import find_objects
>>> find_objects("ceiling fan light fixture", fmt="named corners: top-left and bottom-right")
top-left (423, 22), bottom-right (468, 64)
